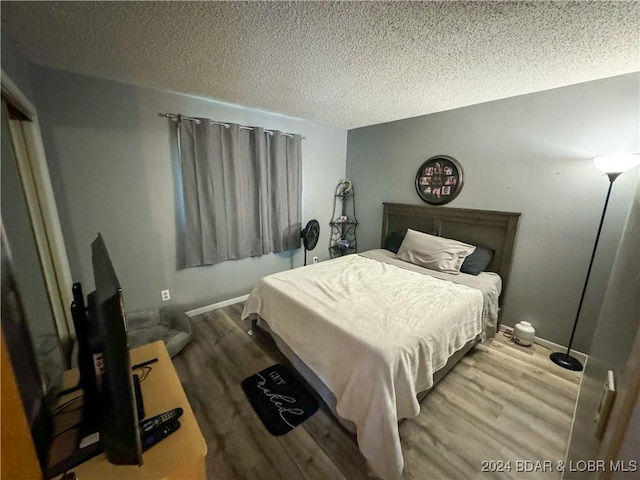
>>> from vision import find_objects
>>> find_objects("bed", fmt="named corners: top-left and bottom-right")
top-left (242, 203), bottom-right (520, 479)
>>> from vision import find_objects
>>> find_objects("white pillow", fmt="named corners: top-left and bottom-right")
top-left (397, 229), bottom-right (476, 274)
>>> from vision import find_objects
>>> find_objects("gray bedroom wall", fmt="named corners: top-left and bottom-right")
top-left (346, 73), bottom-right (639, 353)
top-left (566, 176), bottom-right (639, 477)
top-left (28, 65), bottom-right (347, 313)
top-left (1, 29), bottom-right (35, 104)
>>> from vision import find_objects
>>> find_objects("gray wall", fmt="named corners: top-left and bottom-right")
top-left (566, 176), bottom-right (639, 476)
top-left (29, 65), bottom-right (347, 312)
top-left (346, 73), bottom-right (639, 353)
top-left (1, 30), bottom-right (35, 104)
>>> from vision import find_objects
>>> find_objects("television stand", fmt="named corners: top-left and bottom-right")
top-left (47, 341), bottom-right (206, 479)
top-left (47, 373), bottom-right (146, 477)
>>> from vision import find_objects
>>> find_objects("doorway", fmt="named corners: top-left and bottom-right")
top-left (1, 75), bottom-right (73, 361)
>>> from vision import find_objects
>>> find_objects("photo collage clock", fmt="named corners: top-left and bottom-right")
top-left (415, 155), bottom-right (464, 205)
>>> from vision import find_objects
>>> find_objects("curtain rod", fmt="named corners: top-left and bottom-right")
top-left (159, 113), bottom-right (304, 139)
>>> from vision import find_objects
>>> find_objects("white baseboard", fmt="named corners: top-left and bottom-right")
top-left (499, 325), bottom-right (588, 364)
top-left (185, 294), bottom-right (250, 317)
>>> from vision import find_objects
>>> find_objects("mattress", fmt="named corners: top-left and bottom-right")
top-left (361, 248), bottom-right (502, 338)
top-left (242, 250), bottom-right (500, 479)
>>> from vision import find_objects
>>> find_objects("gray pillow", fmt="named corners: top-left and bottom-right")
top-left (460, 246), bottom-right (494, 275)
top-left (397, 229), bottom-right (476, 274)
top-left (384, 229), bottom-right (407, 254)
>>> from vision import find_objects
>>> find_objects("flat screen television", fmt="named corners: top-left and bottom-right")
top-left (91, 233), bottom-right (142, 465)
top-left (47, 233), bottom-right (142, 476)
top-left (1, 229), bottom-right (55, 474)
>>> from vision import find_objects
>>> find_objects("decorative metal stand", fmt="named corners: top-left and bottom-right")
top-left (329, 179), bottom-right (358, 258)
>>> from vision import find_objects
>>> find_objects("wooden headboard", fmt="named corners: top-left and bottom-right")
top-left (381, 203), bottom-right (521, 305)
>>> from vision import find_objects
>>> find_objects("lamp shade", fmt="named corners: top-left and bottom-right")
top-left (593, 154), bottom-right (640, 174)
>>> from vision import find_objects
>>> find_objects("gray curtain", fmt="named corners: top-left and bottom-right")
top-left (178, 118), bottom-right (302, 267)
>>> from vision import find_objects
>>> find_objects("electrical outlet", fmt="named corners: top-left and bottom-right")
top-left (594, 370), bottom-right (616, 439)
top-left (161, 289), bottom-right (170, 301)
top-left (313, 256), bottom-right (319, 264)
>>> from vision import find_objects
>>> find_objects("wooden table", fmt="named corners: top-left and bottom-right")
top-left (50, 341), bottom-right (206, 480)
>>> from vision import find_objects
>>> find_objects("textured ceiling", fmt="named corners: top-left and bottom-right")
top-left (2, 1), bottom-right (639, 128)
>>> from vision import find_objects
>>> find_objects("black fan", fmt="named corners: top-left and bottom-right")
top-left (301, 219), bottom-right (320, 266)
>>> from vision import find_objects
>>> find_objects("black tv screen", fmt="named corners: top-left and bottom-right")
top-left (1, 231), bottom-right (54, 472)
top-left (91, 233), bottom-right (142, 466)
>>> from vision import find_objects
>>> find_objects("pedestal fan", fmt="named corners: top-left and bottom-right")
top-left (301, 220), bottom-right (320, 266)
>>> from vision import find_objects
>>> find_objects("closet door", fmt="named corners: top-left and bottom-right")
top-left (1, 88), bottom-right (73, 357)
top-left (1, 98), bottom-right (63, 472)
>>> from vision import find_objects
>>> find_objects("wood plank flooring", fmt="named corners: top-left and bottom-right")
top-left (172, 304), bottom-right (581, 479)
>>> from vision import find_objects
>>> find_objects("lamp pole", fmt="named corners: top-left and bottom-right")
top-left (550, 172), bottom-right (620, 371)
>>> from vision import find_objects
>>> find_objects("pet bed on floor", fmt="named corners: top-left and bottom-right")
top-left (126, 306), bottom-right (192, 357)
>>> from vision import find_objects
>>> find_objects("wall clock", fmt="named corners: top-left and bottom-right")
top-left (414, 155), bottom-right (464, 205)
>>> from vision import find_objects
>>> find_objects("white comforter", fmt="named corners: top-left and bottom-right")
top-left (242, 252), bottom-right (493, 479)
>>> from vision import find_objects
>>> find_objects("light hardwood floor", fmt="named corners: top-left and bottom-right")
top-left (172, 304), bottom-right (582, 479)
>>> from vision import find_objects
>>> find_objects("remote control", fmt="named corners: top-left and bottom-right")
top-left (139, 407), bottom-right (184, 434)
top-left (141, 420), bottom-right (181, 452)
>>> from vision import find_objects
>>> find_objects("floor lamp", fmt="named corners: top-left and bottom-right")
top-left (550, 154), bottom-right (640, 371)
